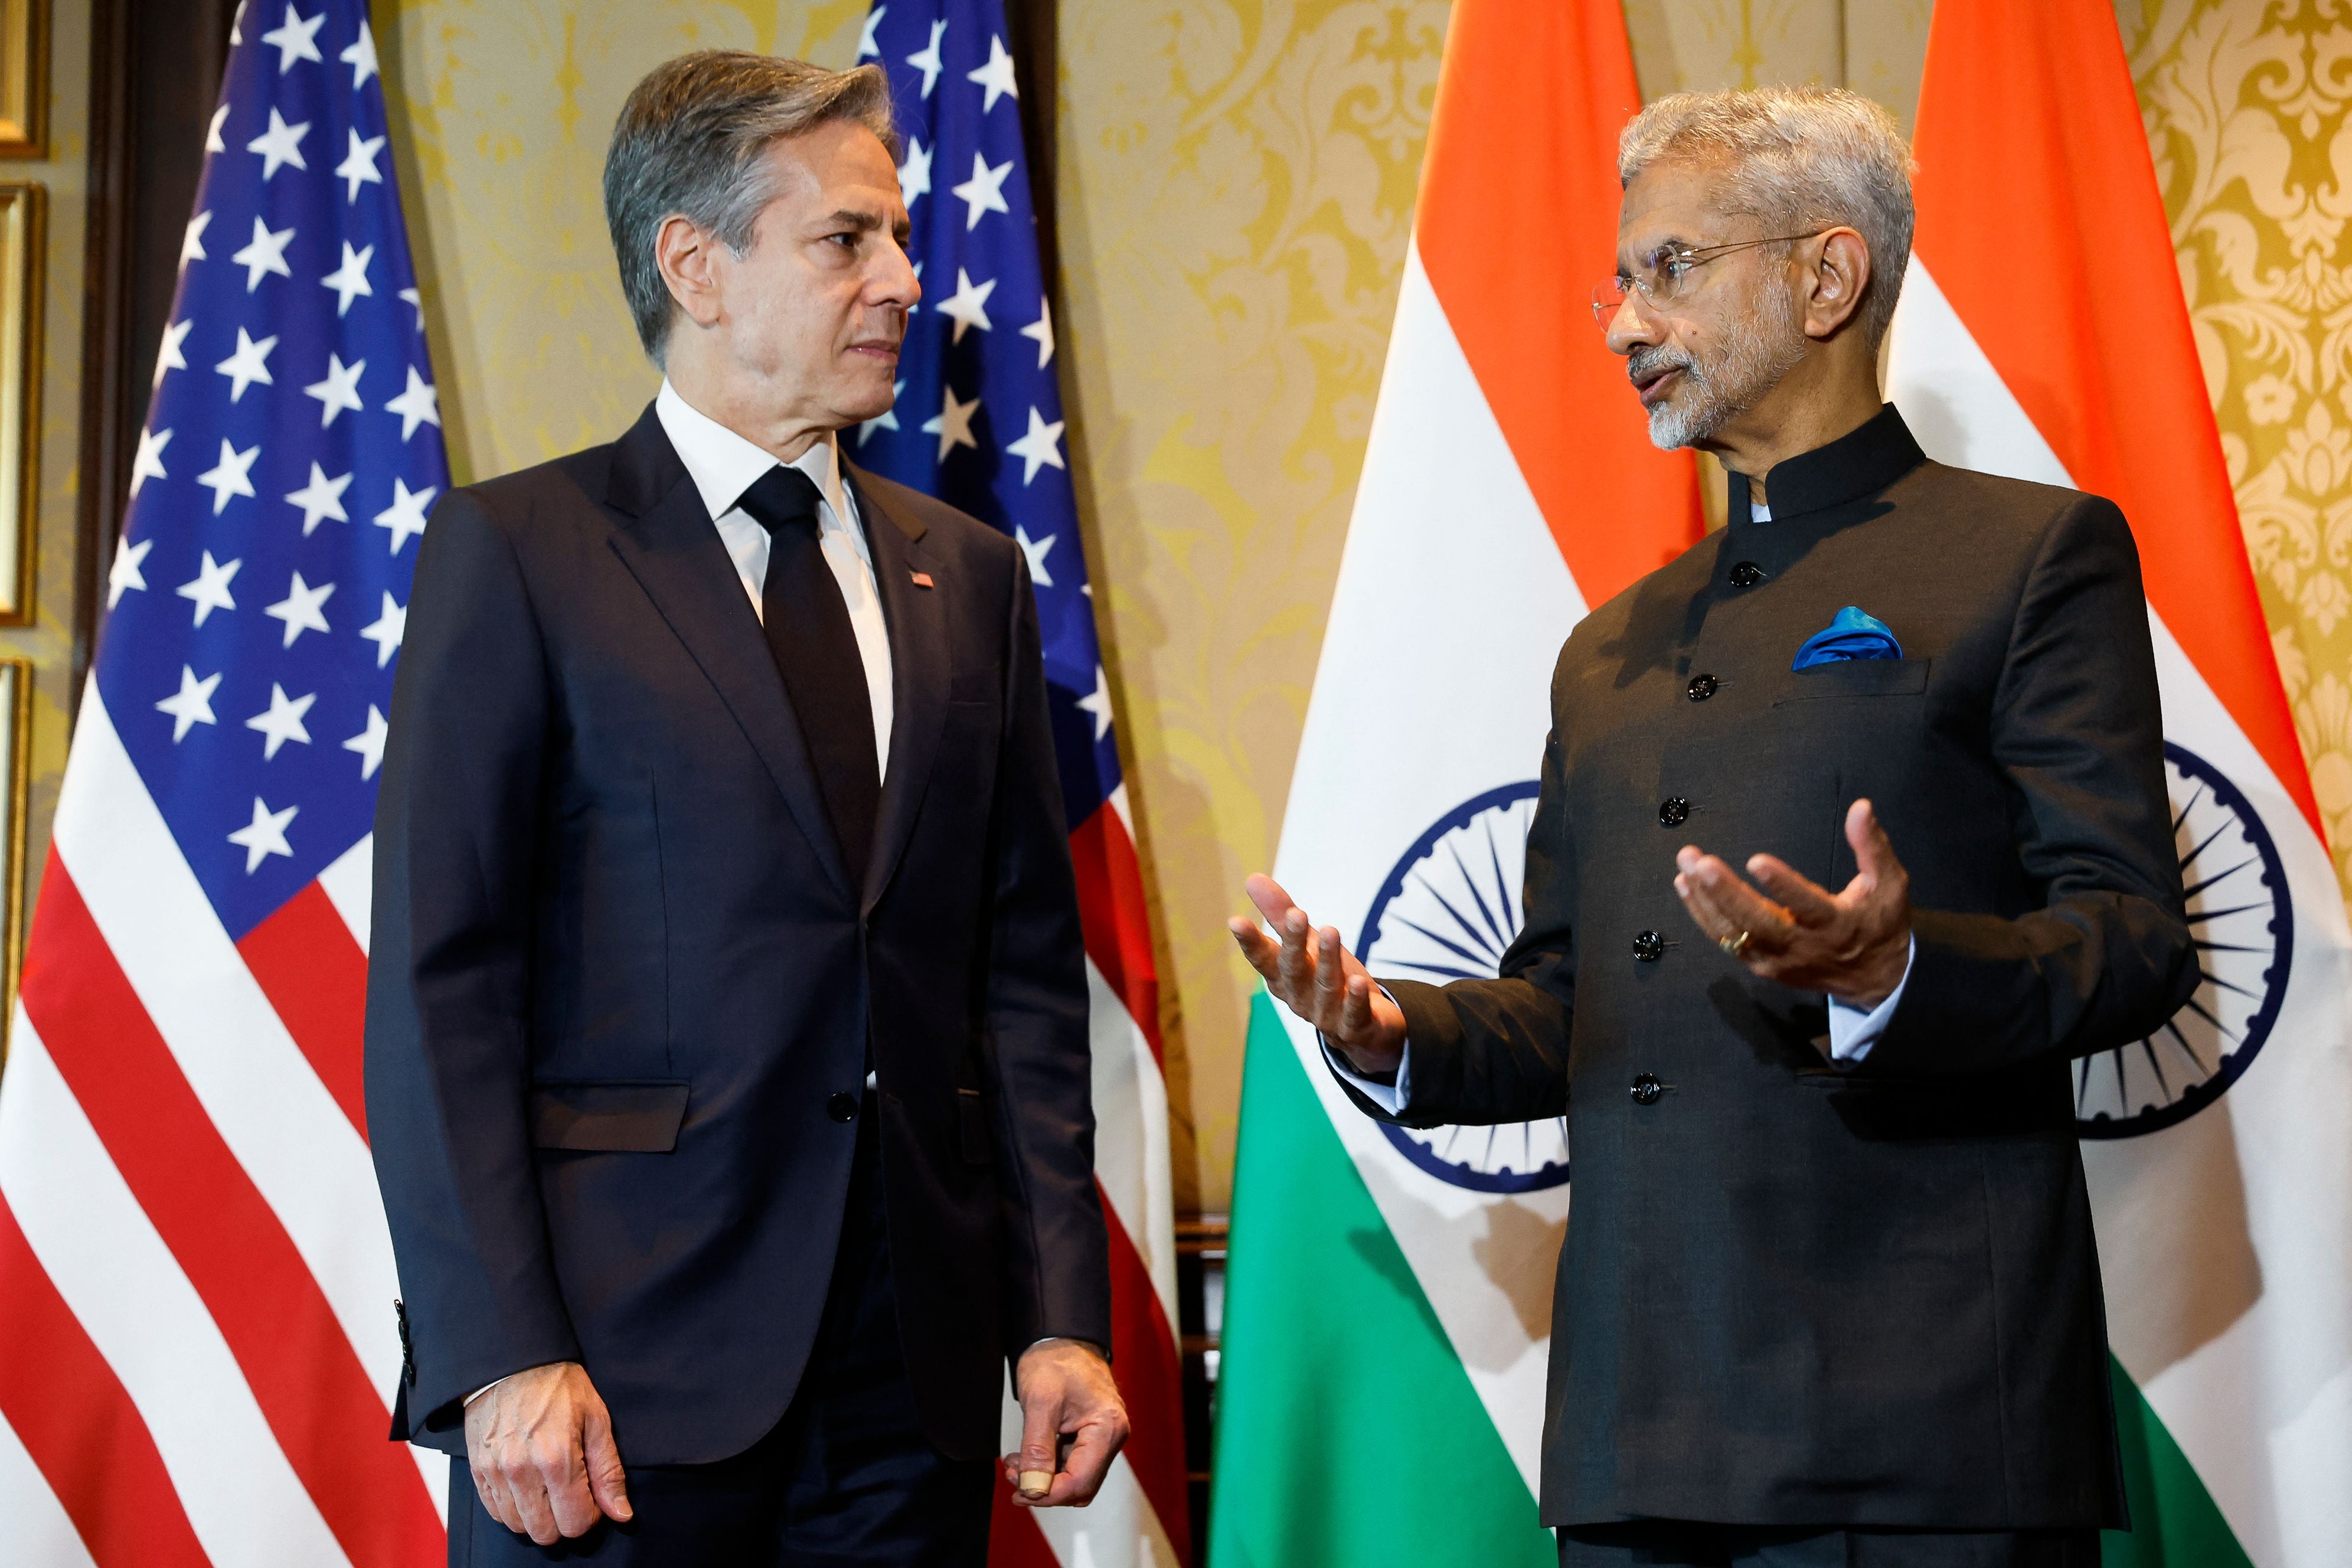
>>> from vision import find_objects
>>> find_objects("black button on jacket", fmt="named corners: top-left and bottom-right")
top-left (1329, 406), bottom-right (2194, 1532)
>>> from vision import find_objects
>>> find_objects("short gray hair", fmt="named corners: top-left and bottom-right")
top-left (604, 52), bottom-right (899, 362)
top-left (1619, 86), bottom-right (1914, 347)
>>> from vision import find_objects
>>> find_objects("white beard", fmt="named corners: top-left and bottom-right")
top-left (1639, 283), bottom-right (1808, 451)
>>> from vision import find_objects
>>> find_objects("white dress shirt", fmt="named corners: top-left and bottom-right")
top-left (654, 380), bottom-right (894, 779)
top-left (1322, 498), bottom-right (1918, 1115)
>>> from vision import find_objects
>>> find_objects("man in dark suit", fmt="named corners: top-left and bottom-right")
top-left (1237, 86), bottom-right (2197, 1567)
top-left (365, 52), bottom-right (1125, 1564)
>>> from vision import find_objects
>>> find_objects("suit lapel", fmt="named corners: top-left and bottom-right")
top-left (849, 466), bottom-right (950, 913)
top-left (601, 404), bottom-right (857, 903)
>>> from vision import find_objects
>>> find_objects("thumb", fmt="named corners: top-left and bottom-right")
top-left (1015, 1377), bottom-right (1061, 1497)
top-left (582, 1400), bottom-right (631, 1523)
top-left (1847, 798), bottom-right (1897, 887)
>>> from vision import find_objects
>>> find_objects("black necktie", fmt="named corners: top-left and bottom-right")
top-left (736, 465), bottom-right (880, 875)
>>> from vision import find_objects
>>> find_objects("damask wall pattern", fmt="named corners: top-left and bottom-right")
top-left (2124, 0), bottom-right (2352, 909)
top-left (354, 1), bottom-right (2341, 1212)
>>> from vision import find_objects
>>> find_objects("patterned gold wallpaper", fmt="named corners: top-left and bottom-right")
top-left (0, 0), bottom-right (91, 948)
top-left (2124, 0), bottom-right (2352, 907)
top-left (342, 0), bottom-right (2341, 1213)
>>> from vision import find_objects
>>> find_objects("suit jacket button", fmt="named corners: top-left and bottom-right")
top-left (1730, 561), bottom-right (1766, 587)
top-left (827, 1092), bottom-right (859, 1123)
top-left (1631, 1073), bottom-right (1662, 1106)
top-left (1658, 796), bottom-right (1691, 828)
top-left (1686, 673), bottom-right (1717, 701)
top-left (1632, 930), bottom-right (1664, 962)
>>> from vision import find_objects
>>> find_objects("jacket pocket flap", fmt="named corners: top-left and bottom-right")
top-left (1773, 656), bottom-right (1931, 701)
top-left (530, 1080), bottom-right (690, 1152)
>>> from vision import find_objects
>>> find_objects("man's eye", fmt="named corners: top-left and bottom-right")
top-left (828, 233), bottom-right (858, 249)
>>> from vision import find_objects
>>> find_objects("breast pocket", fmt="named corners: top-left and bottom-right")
top-left (1771, 656), bottom-right (1932, 703)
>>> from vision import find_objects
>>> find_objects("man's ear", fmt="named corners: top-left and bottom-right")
top-left (1801, 227), bottom-right (1873, 341)
top-left (655, 215), bottom-right (724, 331)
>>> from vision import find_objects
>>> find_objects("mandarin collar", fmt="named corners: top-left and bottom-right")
top-left (1723, 403), bottom-right (1926, 522)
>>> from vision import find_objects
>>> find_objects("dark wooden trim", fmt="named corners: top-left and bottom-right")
top-left (1177, 1215), bottom-right (1227, 1558)
top-left (1002, 0), bottom-right (1061, 313)
top-left (71, 0), bottom-right (129, 697)
top-left (73, 0), bottom-right (239, 699)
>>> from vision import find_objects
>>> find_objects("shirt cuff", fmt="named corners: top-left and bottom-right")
top-left (1825, 935), bottom-right (1916, 1063)
top-left (1322, 986), bottom-right (1412, 1115)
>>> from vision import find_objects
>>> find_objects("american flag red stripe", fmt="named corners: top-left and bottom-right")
top-left (22, 861), bottom-right (444, 1567)
top-left (0, 1191), bottom-right (211, 1568)
top-left (1070, 801), bottom-right (1164, 1060)
top-left (236, 881), bottom-right (373, 1143)
top-left (1102, 1189), bottom-right (1190, 1545)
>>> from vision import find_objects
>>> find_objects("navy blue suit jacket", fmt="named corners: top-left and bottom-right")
top-left (364, 403), bottom-right (1109, 1465)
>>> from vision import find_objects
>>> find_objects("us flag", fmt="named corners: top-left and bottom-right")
top-left (855, 3), bottom-right (1190, 1565)
top-left (0, 2), bottom-right (450, 1562)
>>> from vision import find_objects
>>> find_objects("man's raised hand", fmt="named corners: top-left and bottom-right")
top-left (1671, 797), bottom-right (1912, 1007)
top-left (1229, 873), bottom-right (1408, 1077)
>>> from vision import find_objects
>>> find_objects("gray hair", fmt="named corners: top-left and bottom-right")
top-left (604, 52), bottom-right (900, 362)
top-left (1619, 86), bottom-right (1914, 347)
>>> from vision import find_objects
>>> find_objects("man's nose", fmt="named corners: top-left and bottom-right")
top-left (880, 241), bottom-right (922, 308)
top-left (1603, 295), bottom-right (1654, 357)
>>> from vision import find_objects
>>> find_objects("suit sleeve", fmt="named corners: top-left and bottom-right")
top-left (1868, 495), bottom-right (2199, 1076)
top-left (1336, 668), bottom-right (1580, 1128)
top-left (364, 489), bottom-right (579, 1439)
top-left (979, 547), bottom-right (1112, 1357)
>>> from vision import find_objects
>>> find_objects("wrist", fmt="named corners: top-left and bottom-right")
top-left (1021, 1336), bottom-right (1106, 1364)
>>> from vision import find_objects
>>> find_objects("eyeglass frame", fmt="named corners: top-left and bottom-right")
top-left (1590, 229), bottom-right (1835, 330)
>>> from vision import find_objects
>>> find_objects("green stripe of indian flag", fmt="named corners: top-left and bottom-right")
top-left (1210, 995), bottom-right (1556, 1568)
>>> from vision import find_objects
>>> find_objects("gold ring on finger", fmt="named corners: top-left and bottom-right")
top-left (1719, 929), bottom-right (1752, 959)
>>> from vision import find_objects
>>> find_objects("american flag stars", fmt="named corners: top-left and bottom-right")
top-left (96, 0), bottom-right (449, 933)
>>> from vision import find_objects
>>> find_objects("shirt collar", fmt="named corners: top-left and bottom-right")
top-left (1724, 403), bottom-right (1926, 522)
top-left (654, 379), bottom-right (849, 527)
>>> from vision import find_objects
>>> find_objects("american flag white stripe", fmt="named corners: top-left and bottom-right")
top-left (1021, 1451), bottom-right (1184, 1568)
top-left (317, 832), bottom-right (374, 949)
top-left (0, 1408), bottom-right (102, 1568)
top-left (0, 1020), bottom-right (356, 1564)
top-left (0, 3), bottom-right (450, 1548)
top-left (50, 693), bottom-right (404, 1398)
top-left (1086, 959), bottom-right (1179, 1329)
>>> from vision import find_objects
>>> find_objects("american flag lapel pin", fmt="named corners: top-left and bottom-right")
top-left (910, 571), bottom-right (935, 589)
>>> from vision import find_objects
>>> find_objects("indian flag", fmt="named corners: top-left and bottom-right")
top-left (1211, 0), bottom-right (2352, 1563)
top-left (1205, 2), bottom-right (1702, 1563)
top-left (1888, 2), bottom-right (2352, 1564)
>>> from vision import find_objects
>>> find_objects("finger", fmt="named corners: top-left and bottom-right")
top-left (583, 1402), bottom-right (633, 1524)
top-left (1680, 853), bottom-right (1795, 948)
top-left (1671, 857), bottom-right (1739, 942)
top-left (1275, 907), bottom-right (1316, 995)
top-left (1337, 970), bottom-right (1374, 1041)
top-left (1054, 1417), bottom-right (1125, 1504)
top-left (472, 1464), bottom-right (518, 1534)
top-left (1314, 927), bottom-right (1348, 1025)
top-left (1745, 854), bottom-right (1838, 925)
top-left (1227, 917), bottom-right (1282, 983)
top-left (1014, 1383), bottom-right (1061, 1502)
top-left (485, 1446), bottom-right (534, 1536)
top-left (1243, 873), bottom-right (1302, 927)
top-left (504, 1458), bottom-right (561, 1546)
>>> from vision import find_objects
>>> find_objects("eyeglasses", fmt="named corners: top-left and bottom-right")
top-left (1590, 230), bottom-right (1832, 330)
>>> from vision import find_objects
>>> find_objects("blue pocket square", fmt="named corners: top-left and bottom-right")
top-left (1792, 606), bottom-right (1903, 670)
